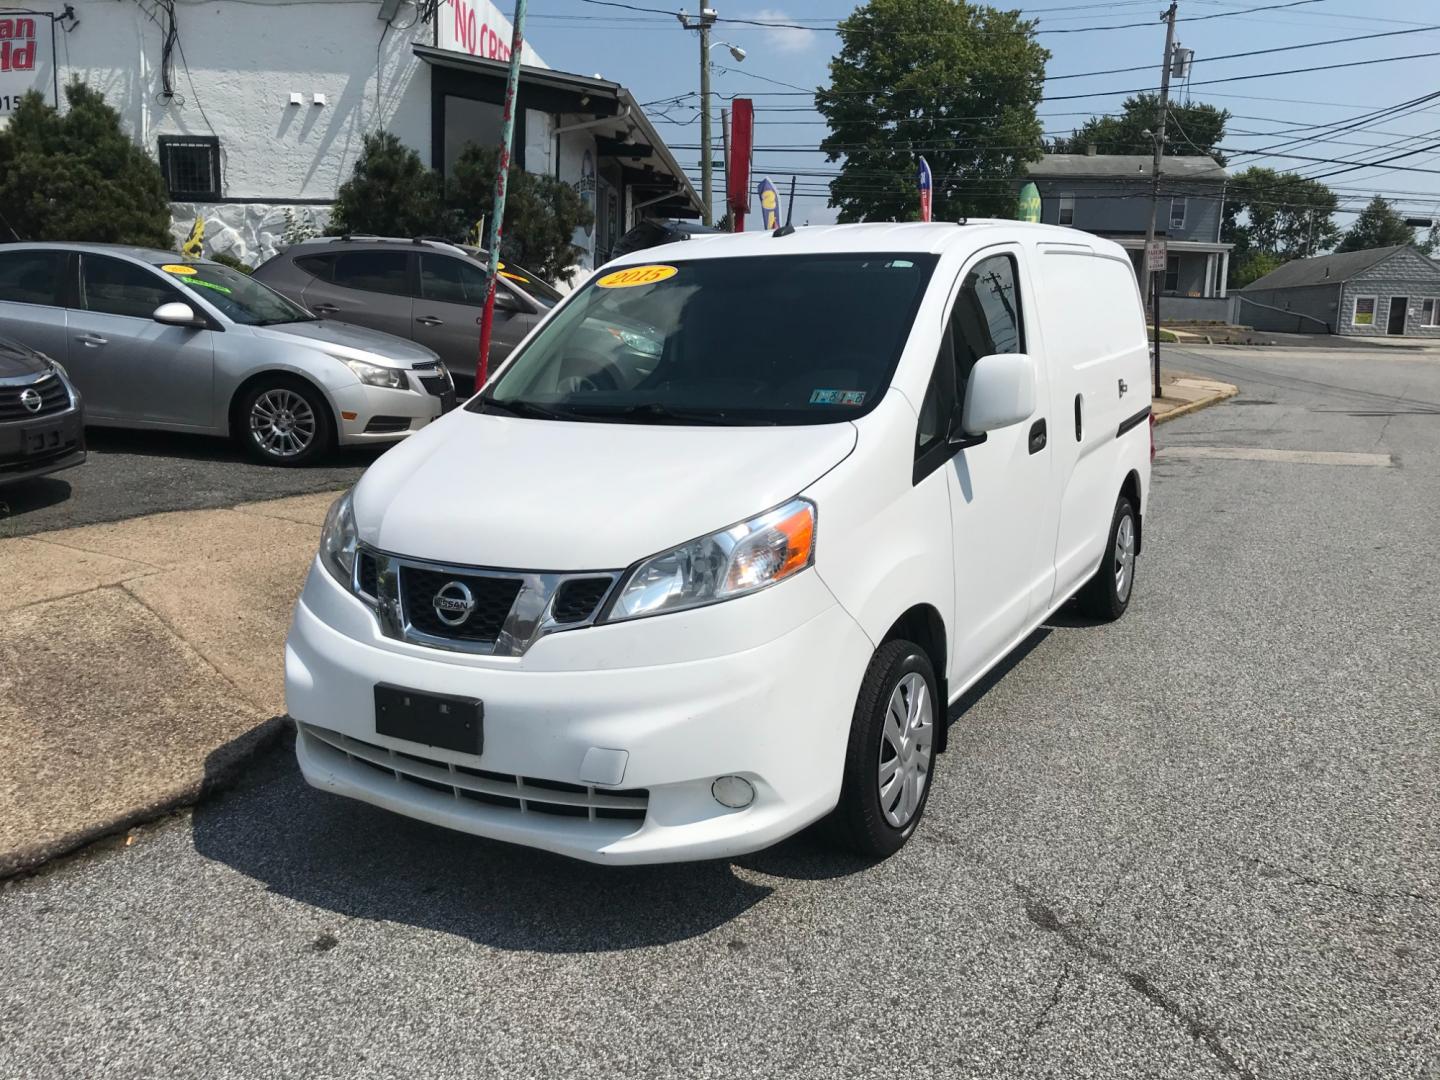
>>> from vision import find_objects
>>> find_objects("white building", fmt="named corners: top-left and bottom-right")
top-left (0, 0), bottom-right (701, 272)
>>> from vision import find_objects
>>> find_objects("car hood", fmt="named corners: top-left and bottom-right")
top-left (247, 320), bottom-right (438, 367)
top-left (0, 336), bottom-right (49, 379)
top-left (354, 411), bottom-right (858, 570)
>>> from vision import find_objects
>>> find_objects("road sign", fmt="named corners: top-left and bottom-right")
top-left (1146, 240), bottom-right (1168, 273)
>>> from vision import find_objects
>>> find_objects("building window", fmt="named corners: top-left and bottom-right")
top-left (1422, 298), bottom-right (1440, 326)
top-left (1164, 254), bottom-right (1180, 294)
top-left (1058, 193), bottom-right (1075, 226)
top-left (1169, 197), bottom-right (1187, 230)
top-left (158, 136), bottom-right (221, 201)
top-left (1352, 296), bottom-right (1377, 326)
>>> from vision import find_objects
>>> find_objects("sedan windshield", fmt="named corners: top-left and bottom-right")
top-left (157, 263), bottom-right (315, 326)
top-left (476, 253), bottom-right (937, 425)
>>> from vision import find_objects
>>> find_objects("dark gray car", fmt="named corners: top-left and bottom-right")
top-left (253, 238), bottom-right (552, 395)
top-left (0, 332), bottom-right (85, 485)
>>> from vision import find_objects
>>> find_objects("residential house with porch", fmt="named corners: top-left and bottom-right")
top-left (1022, 153), bottom-right (1234, 322)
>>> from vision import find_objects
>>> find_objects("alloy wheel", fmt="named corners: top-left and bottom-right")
top-left (1114, 512), bottom-right (1136, 604)
top-left (250, 388), bottom-right (317, 459)
top-left (877, 671), bottom-right (933, 829)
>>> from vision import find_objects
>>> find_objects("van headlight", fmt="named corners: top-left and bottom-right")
top-left (603, 498), bottom-right (816, 622)
top-left (337, 356), bottom-right (409, 391)
top-left (319, 490), bottom-right (359, 585)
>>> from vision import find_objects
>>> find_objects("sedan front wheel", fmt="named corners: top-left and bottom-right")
top-left (236, 377), bottom-right (333, 466)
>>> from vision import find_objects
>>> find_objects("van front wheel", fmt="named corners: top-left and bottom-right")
top-left (830, 640), bottom-right (938, 858)
top-left (1076, 493), bottom-right (1138, 621)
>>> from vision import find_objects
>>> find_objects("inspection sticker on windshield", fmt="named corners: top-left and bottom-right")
top-left (161, 264), bottom-right (197, 275)
top-left (810, 390), bottom-right (866, 406)
top-left (597, 264), bottom-right (678, 289)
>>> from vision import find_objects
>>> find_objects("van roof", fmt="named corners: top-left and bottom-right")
top-left (601, 219), bottom-right (1107, 266)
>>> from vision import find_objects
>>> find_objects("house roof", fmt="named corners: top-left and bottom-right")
top-left (412, 45), bottom-right (702, 218)
top-left (1239, 245), bottom-right (1418, 291)
top-left (1025, 154), bottom-right (1228, 181)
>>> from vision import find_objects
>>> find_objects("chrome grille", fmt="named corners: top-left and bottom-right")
top-left (352, 546), bottom-right (622, 657)
top-left (302, 723), bottom-right (649, 825)
top-left (0, 374), bottom-right (70, 420)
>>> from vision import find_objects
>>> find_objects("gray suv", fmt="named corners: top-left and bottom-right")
top-left (253, 238), bottom-right (557, 395)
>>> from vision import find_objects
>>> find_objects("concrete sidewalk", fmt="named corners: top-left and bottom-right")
top-left (0, 492), bottom-right (334, 876)
top-left (1153, 370), bottom-right (1238, 423)
top-left (0, 371), bottom-right (1237, 877)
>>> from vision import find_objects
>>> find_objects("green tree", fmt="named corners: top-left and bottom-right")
top-left (1336, 195), bottom-right (1423, 253)
top-left (1229, 251), bottom-right (1282, 289)
top-left (1222, 167), bottom-right (1340, 278)
top-left (0, 83), bottom-right (172, 246)
top-left (329, 131), bottom-right (445, 238)
top-left (1051, 94), bottom-right (1230, 162)
top-left (444, 143), bottom-right (592, 280)
top-left (815, 0), bottom-right (1049, 222)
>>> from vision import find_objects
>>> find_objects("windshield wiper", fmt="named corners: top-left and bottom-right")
top-left (476, 396), bottom-right (584, 421)
top-left (566, 402), bottom-right (778, 426)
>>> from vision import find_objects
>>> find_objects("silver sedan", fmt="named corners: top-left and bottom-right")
top-left (0, 243), bottom-right (455, 465)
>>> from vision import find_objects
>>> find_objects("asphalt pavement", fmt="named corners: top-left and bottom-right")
top-left (0, 427), bottom-right (375, 538)
top-left (2, 344), bottom-right (1437, 1079)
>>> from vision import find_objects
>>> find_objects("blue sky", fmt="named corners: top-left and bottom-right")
top-left (526, 0), bottom-right (1440, 231)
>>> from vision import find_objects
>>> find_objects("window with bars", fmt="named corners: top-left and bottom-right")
top-left (157, 135), bottom-right (221, 200)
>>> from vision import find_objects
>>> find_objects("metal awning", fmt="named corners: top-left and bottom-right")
top-left (413, 45), bottom-right (701, 218)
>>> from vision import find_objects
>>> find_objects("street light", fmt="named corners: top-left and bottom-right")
top-left (678, 8), bottom-right (746, 225)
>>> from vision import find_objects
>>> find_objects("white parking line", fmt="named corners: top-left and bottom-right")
top-left (1157, 447), bottom-right (1394, 468)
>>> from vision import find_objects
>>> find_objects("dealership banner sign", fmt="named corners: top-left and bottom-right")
top-left (439, 0), bottom-right (547, 68)
top-left (0, 13), bottom-right (54, 114)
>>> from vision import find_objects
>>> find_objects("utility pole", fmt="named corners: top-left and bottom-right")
top-left (475, 0), bottom-right (528, 391)
top-left (1143, 0), bottom-right (1178, 399)
top-left (721, 106), bottom-right (731, 229)
top-left (1142, 1), bottom-right (1178, 310)
top-left (679, 7), bottom-right (720, 226)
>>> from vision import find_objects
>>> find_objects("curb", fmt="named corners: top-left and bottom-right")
top-left (1154, 385), bottom-right (1239, 426)
top-left (0, 716), bottom-right (288, 881)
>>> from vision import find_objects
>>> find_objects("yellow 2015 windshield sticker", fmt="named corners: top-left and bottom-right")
top-left (597, 264), bottom-right (678, 289)
top-left (161, 264), bottom-right (197, 275)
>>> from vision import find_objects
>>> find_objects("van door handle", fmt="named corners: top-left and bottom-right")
top-left (416, 315), bottom-right (445, 326)
top-left (77, 333), bottom-right (107, 347)
top-left (1028, 418), bottom-right (1047, 454)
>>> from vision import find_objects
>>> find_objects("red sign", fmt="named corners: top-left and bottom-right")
top-left (0, 16), bottom-right (38, 73)
top-left (727, 98), bottom-right (754, 231)
top-left (448, 0), bottom-right (517, 62)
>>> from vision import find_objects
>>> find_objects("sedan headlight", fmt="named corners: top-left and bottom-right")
top-left (604, 498), bottom-right (816, 622)
top-left (337, 356), bottom-right (410, 391)
top-left (319, 490), bottom-right (359, 586)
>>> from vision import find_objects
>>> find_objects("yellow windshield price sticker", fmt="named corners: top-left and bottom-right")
top-left (597, 264), bottom-right (678, 289)
top-left (161, 264), bottom-right (197, 275)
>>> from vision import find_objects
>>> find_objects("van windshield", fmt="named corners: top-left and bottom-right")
top-left (475, 253), bottom-right (937, 425)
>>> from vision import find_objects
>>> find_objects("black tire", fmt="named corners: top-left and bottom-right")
top-left (1076, 493), bottom-right (1138, 621)
top-left (829, 640), bottom-right (939, 858)
top-left (234, 375), bottom-right (334, 467)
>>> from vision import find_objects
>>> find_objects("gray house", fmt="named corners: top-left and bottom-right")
top-left (1238, 245), bottom-right (1440, 338)
top-left (1022, 153), bottom-right (1234, 322)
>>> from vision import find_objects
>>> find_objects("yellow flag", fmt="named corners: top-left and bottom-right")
top-left (182, 217), bottom-right (205, 259)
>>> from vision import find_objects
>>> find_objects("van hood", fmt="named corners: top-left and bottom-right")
top-left (355, 411), bottom-right (857, 570)
top-left (248, 320), bottom-right (438, 367)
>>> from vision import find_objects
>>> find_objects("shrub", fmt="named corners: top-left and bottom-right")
top-left (0, 82), bottom-right (172, 247)
top-left (329, 132), bottom-right (444, 238)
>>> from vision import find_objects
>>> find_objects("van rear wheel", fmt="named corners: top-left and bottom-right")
top-left (829, 640), bottom-right (938, 858)
top-left (1076, 493), bottom-right (1137, 621)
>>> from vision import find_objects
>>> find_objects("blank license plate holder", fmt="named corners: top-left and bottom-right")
top-left (374, 684), bottom-right (483, 755)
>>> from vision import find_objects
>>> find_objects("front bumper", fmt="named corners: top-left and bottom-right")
top-left (285, 560), bottom-right (874, 864)
top-left (332, 381), bottom-right (448, 446)
top-left (0, 407), bottom-right (85, 485)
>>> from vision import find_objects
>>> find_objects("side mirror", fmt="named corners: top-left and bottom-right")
top-left (153, 302), bottom-right (204, 328)
top-left (493, 288), bottom-right (522, 313)
top-left (960, 353), bottom-right (1037, 436)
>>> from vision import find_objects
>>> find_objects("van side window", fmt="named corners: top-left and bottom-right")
top-left (950, 254), bottom-right (1024, 397)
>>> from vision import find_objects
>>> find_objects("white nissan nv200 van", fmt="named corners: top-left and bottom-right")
top-left (285, 221), bottom-right (1153, 864)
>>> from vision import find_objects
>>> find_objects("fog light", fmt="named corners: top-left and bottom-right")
top-left (711, 775), bottom-right (755, 809)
